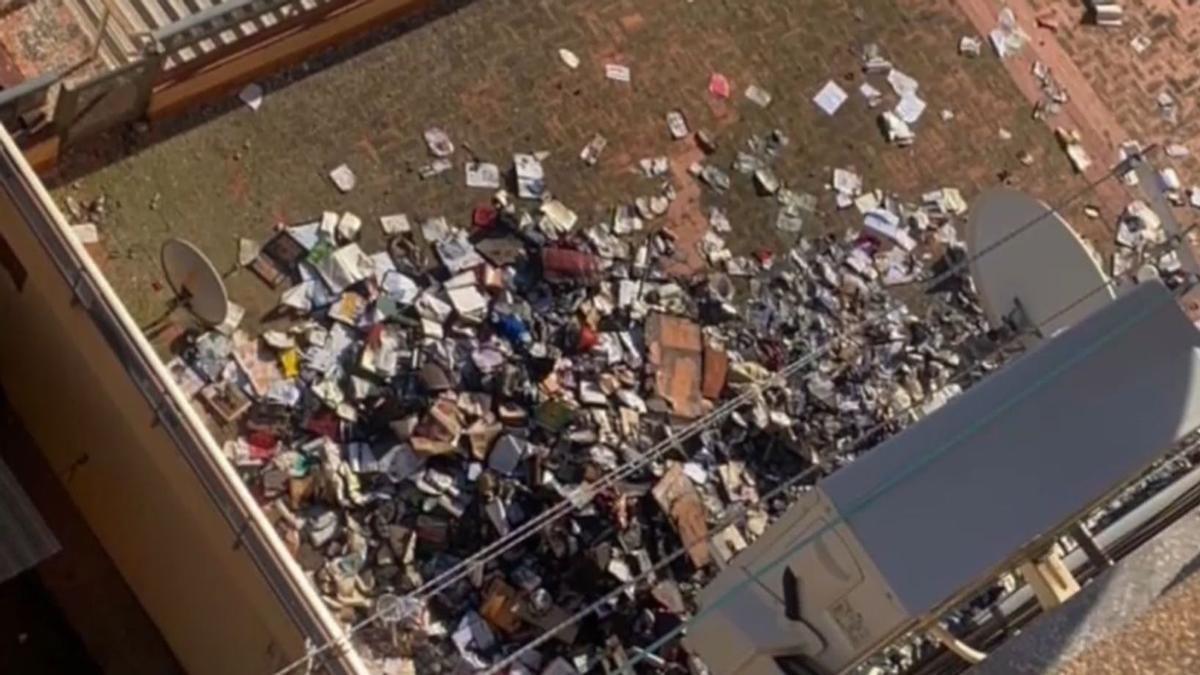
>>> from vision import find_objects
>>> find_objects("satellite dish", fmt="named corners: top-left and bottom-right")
top-left (968, 188), bottom-right (1115, 342)
top-left (160, 238), bottom-right (229, 327)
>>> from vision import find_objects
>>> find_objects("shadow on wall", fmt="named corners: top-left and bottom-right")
top-left (0, 571), bottom-right (98, 675)
top-left (45, 0), bottom-right (480, 186)
top-left (0, 386), bottom-right (186, 675)
top-left (1164, 547), bottom-right (1200, 597)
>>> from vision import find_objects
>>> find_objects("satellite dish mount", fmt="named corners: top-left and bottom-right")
top-left (145, 238), bottom-right (230, 332)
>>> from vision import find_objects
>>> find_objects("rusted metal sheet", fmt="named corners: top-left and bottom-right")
top-left (646, 313), bottom-right (704, 419)
top-left (702, 343), bottom-right (729, 400)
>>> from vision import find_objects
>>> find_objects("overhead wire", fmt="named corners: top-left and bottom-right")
top-left (481, 264), bottom-right (1144, 675)
top-left (618, 281), bottom-right (1186, 672)
top-left (624, 287), bottom-right (1181, 669)
top-left (269, 142), bottom-right (1152, 675)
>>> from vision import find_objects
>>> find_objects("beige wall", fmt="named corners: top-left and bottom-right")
top-left (0, 132), bottom-right (363, 675)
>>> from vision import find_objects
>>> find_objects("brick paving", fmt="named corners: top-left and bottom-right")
top-left (53, 0), bottom-right (1090, 334)
top-left (960, 0), bottom-right (1131, 210)
top-left (1024, 0), bottom-right (1200, 172)
top-left (993, 0), bottom-right (1200, 196)
top-left (0, 0), bottom-right (95, 81)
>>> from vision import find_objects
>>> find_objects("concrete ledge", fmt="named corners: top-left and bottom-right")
top-left (970, 508), bottom-right (1200, 675)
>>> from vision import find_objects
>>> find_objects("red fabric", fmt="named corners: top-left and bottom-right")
top-left (246, 431), bottom-right (278, 460)
top-left (473, 205), bottom-right (498, 229)
top-left (577, 325), bottom-right (599, 352)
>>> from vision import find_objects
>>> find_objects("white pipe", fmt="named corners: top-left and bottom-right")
top-left (928, 624), bottom-right (987, 665)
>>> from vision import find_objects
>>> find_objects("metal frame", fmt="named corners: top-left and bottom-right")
top-left (151, 0), bottom-right (344, 74)
top-left (53, 59), bottom-right (158, 144)
top-left (910, 452), bottom-right (1200, 675)
top-left (18, 0), bottom-right (429, 169)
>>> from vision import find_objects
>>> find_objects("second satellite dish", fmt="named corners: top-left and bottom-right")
top-left (967, 188), bottom-right (1115, 341)
top-left (160, 238), bottom-right (229, 327)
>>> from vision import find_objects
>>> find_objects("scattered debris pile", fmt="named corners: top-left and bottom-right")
top-left (142, 34), bottom-right (1200, 668)
top-left (809, 43), bottom-right (932, 147)
top-left (54, 1), bottom-right (1200, 667)
top-left (163, 95), bottom-right (1015, 673)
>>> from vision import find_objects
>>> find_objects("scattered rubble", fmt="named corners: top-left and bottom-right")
top-left (71, 222), bottom-right (99, 244)
top-left (173, 163), bottom-right (998, 673)
top-left (881, 111), bottom-right (915, 147)
top-left (160, 53), bottom-right (1086, 675)
top-left (744, 85), bottom-right (773, 108)
top-left (580, 134), bottom-right (608, 166)
top-left (860, 82), bottom-right (884, 108)
top-left (862, 43), bottom-right (893, 74)
top-left (1111, 199), bottom-right (1174, 278)
top-left (465, 162), bottom-right (502, 190)
top-left (1086, 0), bottom-right (1125, 27)
top-left (1157, 91), bottom-right (1179, 124)
top-left (959, 36), bottom-right (982, 58)
top-left (424, 128), bottom-right (455, 158)
top-left (708, 73), bottom-right (732, 99)
top-left (1055, 127), bottom-right (1092, 173)
top-left (1031, 60), bottom-right (1068, 120)
top-left (329, 164), bottom-right (357, 193)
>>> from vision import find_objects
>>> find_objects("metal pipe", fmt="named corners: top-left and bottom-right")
top-left (0, 71), bottom-right (61, 122)
top-left (1069, 521), bottom-right (1112, 570)
top-left (988, 460), bottom-right (1200, 624)
top-left (928, 625), bottom-right (987, 665)
top-left (912, 461), bottom-right (1200, 675)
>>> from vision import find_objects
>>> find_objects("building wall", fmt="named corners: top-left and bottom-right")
top-left (0, 131), bottom-right (363, 675)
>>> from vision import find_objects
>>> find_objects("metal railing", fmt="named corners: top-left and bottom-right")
top-left (16, 0), bottom-right (422, 155)
top-left (0, 72), bottom-right (62, 133)
top-left (151, 0), bottom-right (342, 66)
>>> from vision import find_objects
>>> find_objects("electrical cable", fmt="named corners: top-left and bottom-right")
top-left (481, 267), bottom-right (1141, 675)
top-left (618, 282), bottom-right (1184, 673)
top-left (269, 144), bottom-right (1148, 675)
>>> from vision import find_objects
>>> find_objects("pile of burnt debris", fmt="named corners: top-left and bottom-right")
top-left (41, 9), bottom-right (1193, 671)
top-left (163, 123), bottom-right (1013, 675)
